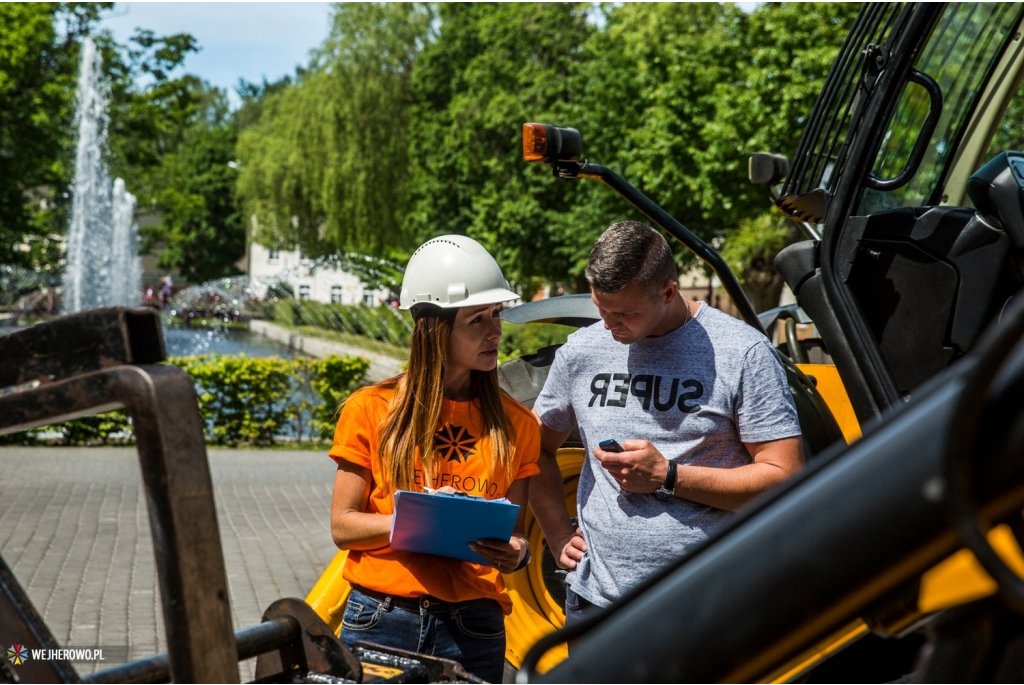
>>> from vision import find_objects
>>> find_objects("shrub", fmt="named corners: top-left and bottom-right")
top-left (173, 354), bottom-right (298, 445)
top-left (0, 353), bottom-right (368, 447)
top-left (0, 410), bottom-right (133, 446)
top-left (273, 298), bottom-right (301, 326)
top-left (59, 411), bottom-right (134, 445)
top-left (299, 355), bottom-right (371, 439)
top-left (499, 322), bottom-right (572, 363)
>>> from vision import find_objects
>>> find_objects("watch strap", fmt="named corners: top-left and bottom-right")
top-left (660, 460), bottom-right (678, 496)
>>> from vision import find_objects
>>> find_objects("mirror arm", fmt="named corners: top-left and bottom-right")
top-left (556, 160), bottom-right (767, 336)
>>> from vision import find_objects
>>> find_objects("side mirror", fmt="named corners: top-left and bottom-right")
top-left (749, 152), bottom-right (790, 185)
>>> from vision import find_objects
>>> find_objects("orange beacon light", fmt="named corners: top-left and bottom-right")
top-left (522, 123), bottom-right (582, 164)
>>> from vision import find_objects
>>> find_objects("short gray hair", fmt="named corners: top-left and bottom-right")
top-left (585, 221), bottom-right (678, 298)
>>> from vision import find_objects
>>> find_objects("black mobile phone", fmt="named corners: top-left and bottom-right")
top-left (599, 439), bottom-right (624, 453)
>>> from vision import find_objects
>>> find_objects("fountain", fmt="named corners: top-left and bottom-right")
top-left (62, 38), bottom-right (141, 313)
top-left (167, 254), bottom-right (411, 349)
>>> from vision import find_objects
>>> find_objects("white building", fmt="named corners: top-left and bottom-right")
top-left (247, 243), bottom-right (391, 306)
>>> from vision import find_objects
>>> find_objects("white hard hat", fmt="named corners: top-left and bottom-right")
top-left (400, 235), bottom-right (519, 312)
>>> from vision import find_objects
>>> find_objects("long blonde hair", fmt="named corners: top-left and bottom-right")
top-left (376, 309), bottom-right (514, 495)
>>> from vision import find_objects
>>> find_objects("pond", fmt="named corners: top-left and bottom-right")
top-left (163, 325), bottom-right (319, 441)
top-left (163, 326), bottom-right (301, 358)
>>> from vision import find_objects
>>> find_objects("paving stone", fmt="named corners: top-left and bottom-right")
top-left (0, 446), bottom-right (337, 681)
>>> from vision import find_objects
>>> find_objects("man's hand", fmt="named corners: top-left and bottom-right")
top-left (551, 528), bottom-right (587, 569)
top-left (594, 440), bottom-right (669, 493)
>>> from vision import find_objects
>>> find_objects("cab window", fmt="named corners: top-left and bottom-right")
top-left (861, 4), bottom-right (1023, 214)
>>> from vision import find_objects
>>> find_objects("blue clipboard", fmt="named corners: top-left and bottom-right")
top-left (390, 490), bottom-right (520, 566)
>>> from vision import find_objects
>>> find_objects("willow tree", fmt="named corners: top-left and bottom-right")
top-left (236, 3), bottom-right (433, 259)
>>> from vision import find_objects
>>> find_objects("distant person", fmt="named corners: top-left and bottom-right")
top-left (145, 285), bottom-right (154, 304)
top-left (529, 220), bottom-right (803, 628)
top-left (329, 235), bottom-right (539, 683)
top-left (159, 274), bottom-right (173, 309)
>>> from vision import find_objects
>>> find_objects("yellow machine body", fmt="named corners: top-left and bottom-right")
top-left (304, 364), bottom-right (1024, 679)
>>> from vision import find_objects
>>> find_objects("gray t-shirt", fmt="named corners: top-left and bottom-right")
top-left (533, 303), bottom-right (801, 607)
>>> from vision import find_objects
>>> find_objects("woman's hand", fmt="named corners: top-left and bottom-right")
top-left (470, 535), bottom-right (528, 574)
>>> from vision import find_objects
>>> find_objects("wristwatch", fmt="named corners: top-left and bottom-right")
top-left (655, 459), bottom-right (678, 501)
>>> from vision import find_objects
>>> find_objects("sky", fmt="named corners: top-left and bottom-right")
top-left (97, 2), bottom-right (334, 107)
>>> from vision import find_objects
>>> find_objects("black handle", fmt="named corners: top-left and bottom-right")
top-left (865, 69), bottom-right (943, 192)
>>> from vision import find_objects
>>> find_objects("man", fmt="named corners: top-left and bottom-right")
top-left (530, 220), bottom-right (803, 625)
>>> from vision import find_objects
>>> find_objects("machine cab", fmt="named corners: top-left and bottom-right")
top-left (776, 3), bottom-right (1024, 425)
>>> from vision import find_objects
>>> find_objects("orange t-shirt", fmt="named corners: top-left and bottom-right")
top-left (329, 384), bottom-right (541, 613)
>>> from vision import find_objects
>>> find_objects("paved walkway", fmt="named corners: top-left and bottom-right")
top-left (0, 447), bottom-right (338, 680)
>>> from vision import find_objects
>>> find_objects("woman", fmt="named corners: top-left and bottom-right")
top-left (329, 235), bottom-right (539, 682)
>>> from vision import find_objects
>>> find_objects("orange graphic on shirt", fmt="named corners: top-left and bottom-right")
top-left (435, 424), bottom-right (477, 463)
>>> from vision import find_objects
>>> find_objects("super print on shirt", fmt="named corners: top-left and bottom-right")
top-left (533, 304), bottom-right (802, 608)
top-left (588, 373), bottom-right (704, 413)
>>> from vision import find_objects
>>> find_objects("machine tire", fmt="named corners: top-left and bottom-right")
top-left (501, 449), bottom-right (582, 674)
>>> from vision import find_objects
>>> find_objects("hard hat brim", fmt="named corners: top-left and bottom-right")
top-left (403, 287), bottom-right (520, 311)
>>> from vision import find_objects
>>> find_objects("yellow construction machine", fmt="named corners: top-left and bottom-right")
top-left (8, 3), bottom-right (1024, 683)
top-left (307, 3), bottom-right (1024, 682)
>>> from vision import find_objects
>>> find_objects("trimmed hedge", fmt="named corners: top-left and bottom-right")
top-left (272, 299), bottom-right (413, 348)
top-left (270, 300), bottom-right (572, 362)
top-left (0, 353), bottom-right (369, 447)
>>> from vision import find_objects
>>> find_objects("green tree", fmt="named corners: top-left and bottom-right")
top-left (538, 3), bottom-right (747, 288)
top-left (234, 75), bottom-right (293, 131)
top-left (94, 31), bottom-right (250, 282)
top-left (404, 2), bottom-right (593, 293)
top-left (0, 5), bottom-right (249, 281)
top-left (232, 1), bottom-right (859, 309)
top-left (144, 87), bottom-right (244, 282)
top-left (99, 28), bottom-right (203, 189)
top-left (719, 212), bottom-right (796, 313)
top-left (0, 3), bottom-right (108, 270)
top-left (562, 2), bottom-right (858, 304)
top-left (713, 2), bottom-right (860, 307)
top-left (579, 3), bottom-right (748, 234)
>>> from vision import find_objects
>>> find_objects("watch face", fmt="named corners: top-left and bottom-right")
top-left (655, 488), bottom-right (673, 501)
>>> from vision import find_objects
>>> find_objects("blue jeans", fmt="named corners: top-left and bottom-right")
top-left (341, 585), bottom-right (506, 683)
top-left (564, 586), bottom-right (601, 654)
top-left (564, 585), bottom-right (598, 628)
